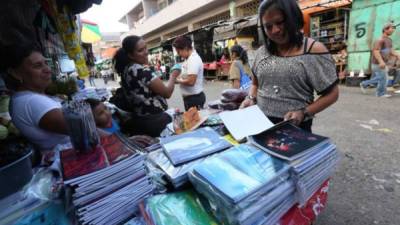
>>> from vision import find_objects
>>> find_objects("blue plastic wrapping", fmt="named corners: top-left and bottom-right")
top-left (189, 144), bottom-right (294, 225)
top-left (290, 143), bottom-right (340, 206)
top-left (147, 149), bottom-right (217, 188)
top-left (160, 127), bottom-right (232, 166)
top-left (0, 168), bottom-right (62, 224)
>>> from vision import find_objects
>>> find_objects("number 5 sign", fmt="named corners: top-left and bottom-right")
top-left (355, 22), bottom-right (367, 38)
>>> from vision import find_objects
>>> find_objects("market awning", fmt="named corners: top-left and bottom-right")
top-left (81, 19), bottom-right (102, 43)
top-left (101, 47), bottom-right (118, 59)
top-left (300, 0), bottom-right (352, 11)
top-left (149, 46), bottom-right (163, 54)
top-left (213, 16), bottom-right (258, 42)
top-left (235, 15), bottom-right (258, 30)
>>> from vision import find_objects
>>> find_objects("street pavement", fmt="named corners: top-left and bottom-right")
top-left (93, 78), bottom-right (400, 225)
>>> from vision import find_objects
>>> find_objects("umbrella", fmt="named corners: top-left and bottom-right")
top-left (81, 19), bottom-right (101, 43)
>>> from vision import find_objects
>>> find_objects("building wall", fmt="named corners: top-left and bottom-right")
top-left (122, 0), bottom-right (257, 46)
top-left (347, 0), bottom-right (400, 73)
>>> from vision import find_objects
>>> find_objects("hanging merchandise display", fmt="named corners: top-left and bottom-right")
top-left (81, 20), bottom-right (101, 43)
top-left (46, 0), bottom-right (89, 77)
top-left (57, 0), bottom-right (103, 15)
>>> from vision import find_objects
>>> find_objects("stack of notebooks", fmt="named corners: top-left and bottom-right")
top-left (189, 144), bottom-right (295, 225)
top-left (139, 190), bottom-right (219, 225)
top-left (61, 134), bottom-right (154, 225)
top-left (248, 121), bottom-right (340, 205)
top-left (147, 149), bottom-right (210, 188)
top-left (160, 127), bottom-right (232, 166)
top-left (149, 127), bottom-right (232, 188)
top-left (72, 87), bottom-right (111, 101)
top-left (0, 190), bottom-right (47, 225)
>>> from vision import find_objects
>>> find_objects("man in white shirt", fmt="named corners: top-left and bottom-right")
top-left (173, 36), bottom-right (206, 110)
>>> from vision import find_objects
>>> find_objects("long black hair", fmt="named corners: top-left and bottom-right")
top-left (230, 45), bottom-right (248, 64)
top-left (259, 0), bottom-right (304, 55)
top-left (113, 35), bottom-right (141, 75)
top-left (0, 42), bottom-right (41, 91)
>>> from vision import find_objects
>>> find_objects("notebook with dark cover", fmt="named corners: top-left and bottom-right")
top-left (61, 134), bottom-right (137, 180)
top-left (248, 121), bottom-right (329, 161)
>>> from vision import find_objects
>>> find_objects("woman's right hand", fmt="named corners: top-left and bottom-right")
top-left (240, 98), bottom-right (255, 109)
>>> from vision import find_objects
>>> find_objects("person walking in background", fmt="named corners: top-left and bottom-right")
top-left (240, 0), bottom-right (339, 132)
top-left (229, 45), bottom-right (254, 89)
top-left (219, 48), bottom-right (230, 64)
top-left (360, 22), bottom-right (400, 97)
top-left (173, 36), bottom-right (206, 110)
top-left (76, 77), bottom-right (85, 90)
top-left (102, 69), bottom-right (108, 85)
top-left (89, 66), bottom-right (96, 87)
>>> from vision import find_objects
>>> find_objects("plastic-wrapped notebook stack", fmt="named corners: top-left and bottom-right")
top-left (139, 190), bottom-right (219, 225)
top-left (147, 149), bottom-right (205, 188)
top-left (61, 134), bottom-right (154, 225)
top-left (62, 100), bottom-right (99, 152)
top-left (189, 144), bottom-right (295, 225)
top-left (72, 88), bottom-right (111, 101)
top-left (248, 121), bottom-right (340, 205)
top-left (148, 127), bottom-right (232, 188)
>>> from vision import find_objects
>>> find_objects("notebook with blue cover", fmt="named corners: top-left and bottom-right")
top-left (193, 144), bottom-right (289, 203)
top-left (161, 127), bottom-right (232, 166)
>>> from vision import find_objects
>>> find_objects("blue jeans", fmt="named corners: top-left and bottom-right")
top-left (361, 64), bottom-right (387, 96)
top-left (393, 69), bottom-right (400, 85)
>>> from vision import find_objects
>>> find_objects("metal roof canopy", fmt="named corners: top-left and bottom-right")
top-left (300, 0), bottom-right (353, 11)
top-left (213, 15), bottom-right (258, 41)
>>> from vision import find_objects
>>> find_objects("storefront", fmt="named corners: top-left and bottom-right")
top-left (346, 0), bottom-right (400, 74)
top-left (0, 0), bottom-right (102, 78)
top-left (211, 15), bottom-right (259, 79)
top-left (300, 0), bottom-right (352, 53)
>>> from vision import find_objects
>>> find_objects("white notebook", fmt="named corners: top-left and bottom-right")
top-left (219, 105), bottom-right (274, 141)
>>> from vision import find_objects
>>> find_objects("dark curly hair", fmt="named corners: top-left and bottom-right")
top-left (230, 45), bottom-right (248, 64)
top-left (172, 36), bottom-right (193, 50)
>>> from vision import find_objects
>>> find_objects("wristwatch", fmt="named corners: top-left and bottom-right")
top-left (301, 108), bottom-right (314, 121)
top-left (246, 95), bottom-right (257, 103)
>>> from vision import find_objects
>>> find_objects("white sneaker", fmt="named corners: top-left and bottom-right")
top-left (379, 94), bottom-right (392, 98)
top-left (360, 83), bottom-right (366, 94)
top-left (395, 90), bottom-right (400, 94)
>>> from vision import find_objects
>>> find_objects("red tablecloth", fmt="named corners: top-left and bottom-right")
top-left (280, 180), bottom-right (330, 225)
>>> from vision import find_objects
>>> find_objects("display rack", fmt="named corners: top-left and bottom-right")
top-left (310, 8), bottom-right (349, 53)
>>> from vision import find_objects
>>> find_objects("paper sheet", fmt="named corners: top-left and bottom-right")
top-left (219, 105), bottom-right (274, 141)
